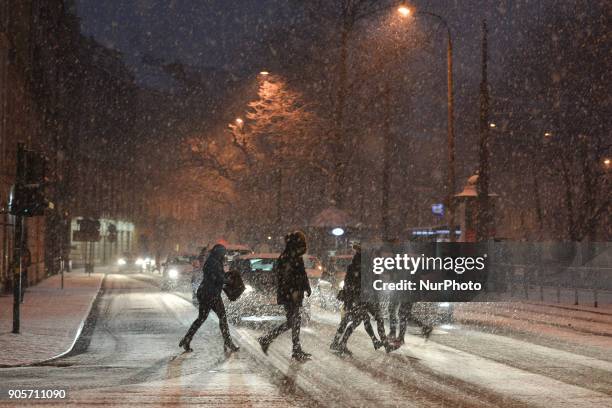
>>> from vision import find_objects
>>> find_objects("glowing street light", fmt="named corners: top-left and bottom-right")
top-left (397, 6), bottom-right (411, 17)
top-left (604, 158), bottom-right (611, 167)
top-left (235, 118), bottom-right (243, 125)
top-left (259, 71), bottom-right (270, 76)
top-left (544, 132), bottom-right (552, 137)
top-left (489, 123), bottom-right (496, 128)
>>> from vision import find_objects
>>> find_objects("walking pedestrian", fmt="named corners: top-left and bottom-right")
top-left (258, 231), bottom-right (312, 361)
top-left (331, 244), bottom-right (396, 355)
top-left (389, 292), bottom-right (434, 345)
top-left (179, 243), bottom-right (239, 353)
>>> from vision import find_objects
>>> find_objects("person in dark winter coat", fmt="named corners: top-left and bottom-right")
top-left (179, 244), bottom-right (239, 353)
top-left (331, 245), bottom-right (395, 355)
top-left (258, 231), bottom-right (312, 361)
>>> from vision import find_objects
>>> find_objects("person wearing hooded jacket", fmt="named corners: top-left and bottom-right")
top-left (179, 244), bottom-right (239, 353)
top-left (258, 231), bottom-right (312, 361)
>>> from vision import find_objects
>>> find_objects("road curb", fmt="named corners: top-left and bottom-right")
top-left (0, 274), bottom-right (107, 368)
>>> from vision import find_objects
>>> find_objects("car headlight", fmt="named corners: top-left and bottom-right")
top-left (117, 258), bottom-right (126, 266)
top-left (244, 284), bottom-right (254, 294)
top-left (135, 258), bottom-right (144, 266)
top-left (317, 265), bottom-right (323, 270)
top-left (168, 269), bottom-right (179, 279)
top-left (339, 280), bottom-right (345, 289)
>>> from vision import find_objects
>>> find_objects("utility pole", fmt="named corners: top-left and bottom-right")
top-left (446, 22), bottom-right (456, 242)
top-left (276, 167), bottom-right (282, 230)
top-left (381, 81), bottom-right (392, 240)
top-left (12, 143), bottom-right (25, 333)
top-left (476, 20), bottom-right (491, 241)
top-left (9, 143), bottom-right (53, 333)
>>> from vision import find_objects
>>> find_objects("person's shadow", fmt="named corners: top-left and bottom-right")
top-left (278, 360), bottom-right (303, 395)
top-left (160, 352), bottom-right (191, 404)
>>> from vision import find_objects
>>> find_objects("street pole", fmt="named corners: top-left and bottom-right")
top-left (276, 167), bottom-right (282, 229)
top-left (446, 28), bottom-right (456, 242)
top-left (381, 81), bottom-right (392, 240)
top-left (12, 143), bottom-right (25, 334)
top-left (476, 20), bottom-right (491, 241)
top-left (416, 12), bottom-right (456, 241)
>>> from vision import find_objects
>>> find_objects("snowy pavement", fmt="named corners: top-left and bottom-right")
top-left (0, 273), bottom-right (611, 407)
top-left (0, 270), bottom-right (104, 367)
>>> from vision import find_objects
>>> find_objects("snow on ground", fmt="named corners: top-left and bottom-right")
top-left (0, 273), bottom-right (610, 407)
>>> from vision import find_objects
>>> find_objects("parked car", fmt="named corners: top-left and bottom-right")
top-left (161, 254), bottom-right (197, 291)
top-left (224, 244), bottom-right (253, 264)
top-left (192, 253), bottom-right (312, 325)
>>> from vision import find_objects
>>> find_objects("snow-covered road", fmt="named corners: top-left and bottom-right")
top-left (1, 273), bottom-right (610, 407)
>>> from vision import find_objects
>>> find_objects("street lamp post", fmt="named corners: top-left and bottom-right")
top-left (399, 7), bottom-right (456, 241)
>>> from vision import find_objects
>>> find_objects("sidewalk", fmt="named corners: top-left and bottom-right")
top-left (0, 269), bottom-right (105, 367)
top-left (455, 301), bottom-right (612, 338)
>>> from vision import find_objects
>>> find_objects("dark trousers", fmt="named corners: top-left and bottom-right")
top-left (336, 301), bottom-right (386, 347)
top-left (261, 303), bottom-right (302, 352)
top-left (332, 301), bottom-right (354, 346)
top-left (388, 299), bottom-right (413, 341)
top-left (184, 296), bottom-right (232, 345)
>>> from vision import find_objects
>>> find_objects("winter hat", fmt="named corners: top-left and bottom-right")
top-left (209, 243), bottom-right (227, 260)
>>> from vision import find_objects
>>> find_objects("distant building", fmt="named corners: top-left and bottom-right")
top-left (0, 1), bottom-right (144, 291)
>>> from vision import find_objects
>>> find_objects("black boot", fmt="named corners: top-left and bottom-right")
top-left (330, 340), bottom-right (343, 352)
top-left (224, 341), bottom-right (240, 353)
top-left (257, 336), bottom-right (271, 355)
top-left (179, 337), bottom-right (193, 352)
top-left (373, 339), bottom-right (384, 350)
top-left (292, 349), bottom-right (312, 361)
top-left (384, 340), bottom-right (400, 353)
top-left (338, 345), bottom-right (352, 356)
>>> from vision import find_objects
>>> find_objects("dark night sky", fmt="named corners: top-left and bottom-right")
top-left (73, 0), bottom-right (566, 184)
top-left (74, 0), bottom-right (556, 87)
top-left (74, 0), bottom-right (293, 85)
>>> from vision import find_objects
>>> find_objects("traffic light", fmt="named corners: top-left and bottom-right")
top-left (8, 150), bottom-right (53, 217)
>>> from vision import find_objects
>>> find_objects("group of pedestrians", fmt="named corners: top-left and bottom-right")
top-left (179, 231), bottom-right (431, 361)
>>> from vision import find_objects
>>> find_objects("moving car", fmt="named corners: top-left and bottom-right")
top-left (161, 254), bottom-right (197, 291)
top-left (135, 255), bottom-right (157, 273)
top-left (116, 253), bottom-right (139, 273)
top-left (410, 302), bottom-right (455, 325)
top-left (193, 253), bottom-right (312, 325)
